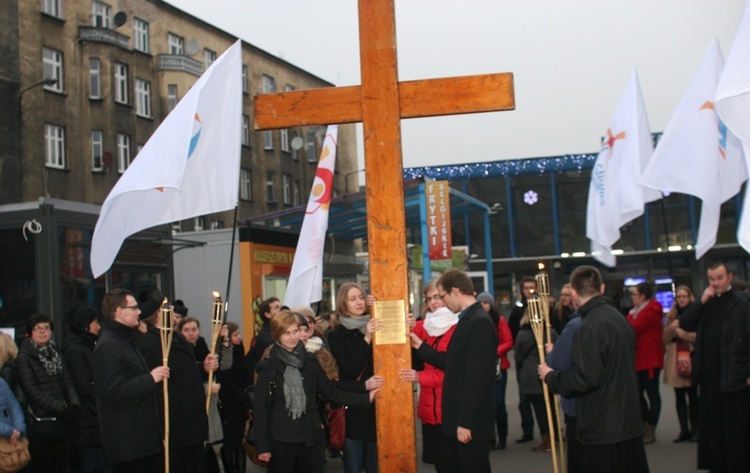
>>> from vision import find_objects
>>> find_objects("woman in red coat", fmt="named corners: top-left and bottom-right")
top-left (400, 280), bottom-right (458, 473)
top-left (626, 282), bottom-right (664, 444)
top-left (477, 292), bottom-right (514, 450)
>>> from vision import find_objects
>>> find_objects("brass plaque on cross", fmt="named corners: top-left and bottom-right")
top-left (372, 300), bottom-right (407, 345)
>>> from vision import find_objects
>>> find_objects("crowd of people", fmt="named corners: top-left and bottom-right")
top-left (0, 261), bottom-right (747, 472)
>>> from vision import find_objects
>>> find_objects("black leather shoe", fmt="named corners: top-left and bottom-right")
top-left (516, 434), bottom-right (534, 443)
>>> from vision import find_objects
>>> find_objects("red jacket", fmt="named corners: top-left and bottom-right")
top-left (413, 320), bottom-right (457, 425)
top-left (497, 316), bottom-right (513, 371)
top-left (626, 298), bottom-right (664, 374)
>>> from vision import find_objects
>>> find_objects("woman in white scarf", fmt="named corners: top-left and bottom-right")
top-left (399, 280), bottom-right (458, 473)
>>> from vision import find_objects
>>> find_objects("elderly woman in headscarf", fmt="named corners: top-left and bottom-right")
top-left (254, 310), bottom-right (380, 473)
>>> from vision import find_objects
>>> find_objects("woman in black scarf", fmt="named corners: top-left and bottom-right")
top-left (254, 310), bottom-right (379, 473)
top-left (16, 313), bottom-right (80, 472)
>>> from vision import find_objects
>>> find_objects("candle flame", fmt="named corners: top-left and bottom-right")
top-left (212, 291), bottom-right (221, 299)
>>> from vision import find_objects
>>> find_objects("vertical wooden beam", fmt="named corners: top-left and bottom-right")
top-left (358, 0), bottom-right (416, 471)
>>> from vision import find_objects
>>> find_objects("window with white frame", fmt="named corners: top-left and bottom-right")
top-left (133, 17), bottom-right (150, 53)
top-left (262, 74), bottom-right (276, 94)
top-left (117, 133), bottom-right (130, 173)
top-left (89, 58), bottom-right (100, 99)
top-left (293, 181), bottom-right (301, 206)
top-left (306, 132), bottom-right (316, 162)
top-left (43, 47), bottom-right (63, 92)
top-left (291, 130), bottom-right (299, 160)
top-left (167, 84), bottom-right (178, 112)
top-left (135, 79), bottom-right (151, 117)
top-left (168, 33), bottom-right (184, 55)
top-left (92, 1), bottom-right (111, 28)
top-left (242, 65), bottom-right (248, 93)
top-left (264, 130), bottom-right (273, 150)
top-left (242, 115), bottom-right (250, 147)
top-left (194, 217), bottom-right (204, 231)
top-left (44, 124), bottom-right (65, 169)
top-left (280, 128), bottom-right (289, 152)
top-left (92, 130), bottom-right (103, 171)
top-left (210, 220), bottom-right (223, 230)
top-left (283, 174), bottom-right (291, 205)
top-left (114, 62), bottom-right (128, 104)
top-left (240, 168), bottom-right (252, 201)
top-left (266, 172), bottom-right (275, 202)
top-left (203, 49), bottom-right (216, 69)
top-left (41, 0), bottom-right (63, 18)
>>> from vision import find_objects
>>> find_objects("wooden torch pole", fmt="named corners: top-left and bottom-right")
top-left (206, 291), bottom-right (224, 414)
top-left (160, 299), bottom-right (174, 473)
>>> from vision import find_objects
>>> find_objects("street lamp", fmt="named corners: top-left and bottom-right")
top-left (345, 169), bottom-right (365, 194)
top-left (17, 77), bottom-right (58, 200)
top-left (18, 77), bottom-right (58, 101)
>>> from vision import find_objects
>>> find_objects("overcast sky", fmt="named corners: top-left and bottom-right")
top-left (165, 0), bottom-right (746, 170)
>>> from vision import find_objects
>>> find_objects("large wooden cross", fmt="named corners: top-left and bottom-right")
top-left (254, 1), bottom-right (515, 471)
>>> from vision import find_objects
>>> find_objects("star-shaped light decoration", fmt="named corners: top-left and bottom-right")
top-left (524, 190), bottom-right (538, 205)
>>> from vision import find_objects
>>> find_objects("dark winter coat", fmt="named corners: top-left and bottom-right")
top-left (62, 330), bottom-right (102, 448)
top-left (680, 289), bottom-right (750, 393)
top-left (246, 324), bottom-right (273, 376)
top-left (514, 324), bottom-right (557, 395)
top-left (137, 325), bottom-right (208, 448)
top-left (328, 324), bottom-right (376, 442)
top-left (545, 296), bottom-right (643, 445)
top-left (254, 350), bottom-right (370, 455)
top-left (92, 319), bottom-right (162, 465)
top-left (16, 339), bottom-right (79, 420)
top-left (216, 342), bottom-right (251, 446)
top-left (416, 302), bottom-right (498, 441)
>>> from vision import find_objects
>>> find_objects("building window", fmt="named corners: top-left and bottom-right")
top-left (204, 48), bottom-right (216, 69)
top-left (89, 58), bottom-right (100, 99)
top-left (242, 115), bottom-right (250, 147)
top-left (262, 74), bottom-right (276, 94)
top-left (133, 17), bottom-right (150, 53)
top-left (210, 220), bottom-right (223, 230)
top-left (264, 131), bottom-right (273, 150)
top-left (167, 84), bottom-right (178, 112)
top-left (42, 47), bottom-right (63, 92)
top-left (92, 1), bottom-right (111, 28)
top-left (280, 128), bottom-right (289, 153)
top-left (240, 168), bottom-right (252, 201)
top-left (41, 0), bottom-right (63, 18)
top-left (114, 62), bottom-right (128, 104)
top-left (266, 172), bottom-right (275, 203)
top-left (168, 33), bottom-right (184, 55)
top-left (293, 180), bottom-right (301, 206)
top-left (135, 79), bottom-right (151, 117)
top-left (92, 130), bottom-right (103, 171)
top-left (306, 132), bottom-right (316, 162)
top-left (194, 217), bottom-right (204, 231)
top-left (117, 133), bottom-right (130, 173)
top-left (44, 124), bottom-right (65, 169)
top-left (242, 64), bottom-right (248, 93)
top-left (283, 174), bottom-right (291, 205)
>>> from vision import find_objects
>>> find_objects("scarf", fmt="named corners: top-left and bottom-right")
top-left (271, 342), bottom-right (307, 420)
top-left (339, 314), bottom-right (371, 335)
top-left (25, 338), bottom-right (62, 377)
top-left (423, 306), bottom-right (459, 337)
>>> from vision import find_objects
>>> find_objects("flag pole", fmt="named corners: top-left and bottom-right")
top-left (224, 205), bottom-right (239, 317)
top-left (658, 198), bottom-right (676, 295)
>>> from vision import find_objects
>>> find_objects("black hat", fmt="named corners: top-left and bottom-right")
top-left (173, 300), bottom-right (188, 317)
top-left (137, 289), bottom-right (165, 321)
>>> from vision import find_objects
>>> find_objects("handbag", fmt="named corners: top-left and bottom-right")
top-left (327, 406), bottom-right (347, 452)
top-left (676, 340), bottom-right (692, 379)
top-left (0, 437), bottom-right (30, 473)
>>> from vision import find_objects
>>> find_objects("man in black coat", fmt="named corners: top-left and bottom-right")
top-left (508, 276), bottom-right (538, 443)
top-left (92, 289), bottom-right (169, 473)
top-left (679, 261), bottom-right (750, 473)
top-left (136, 289), bottom-right (218, 473)
top-left (539, 265), bottom-right (649, 473)
top-left (410, 269), bottom-right (498, 473)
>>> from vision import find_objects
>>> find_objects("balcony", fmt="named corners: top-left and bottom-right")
top-left (78, 26), bottom-right (130, 50)
top-left (157, 55), bottom-right (203, 77)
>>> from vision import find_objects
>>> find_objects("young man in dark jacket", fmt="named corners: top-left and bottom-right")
top-left (92, 289), bottom-right (169, 473)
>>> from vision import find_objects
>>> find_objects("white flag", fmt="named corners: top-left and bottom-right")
top-left (586, 70), bottom-right (661, 267)
top-left (716, 0), bottom-right (750, 253)
top-left (91, 41), bottom-right (243, 277)
top-left (641, 39), bottom-right (746, 259)
top-left (283, 125), bottom-right (338, 308)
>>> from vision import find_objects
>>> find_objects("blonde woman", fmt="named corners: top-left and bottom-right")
top-left (662, 285), bottom-right (698, 442)
top-left (0, 333), bottom-right (19, 392)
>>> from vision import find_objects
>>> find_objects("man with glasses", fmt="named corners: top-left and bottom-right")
top-left (409, 269), bottom-right (497, 473)
top-left (93, 289), bottom-right (169, 473)
top-left (508, 276), bottom-right (538, 444)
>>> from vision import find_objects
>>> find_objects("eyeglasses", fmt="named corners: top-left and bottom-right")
top-left (33, 325), bottom-right (51, 333)
top-left (425, 294), bottom-right (442, 303)
top-left (560, 293), bottom-right (572, 297)
top-left (121, 305), bottom-right (140, 311)
top-left (436, 292), bottom-right (448, 300)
